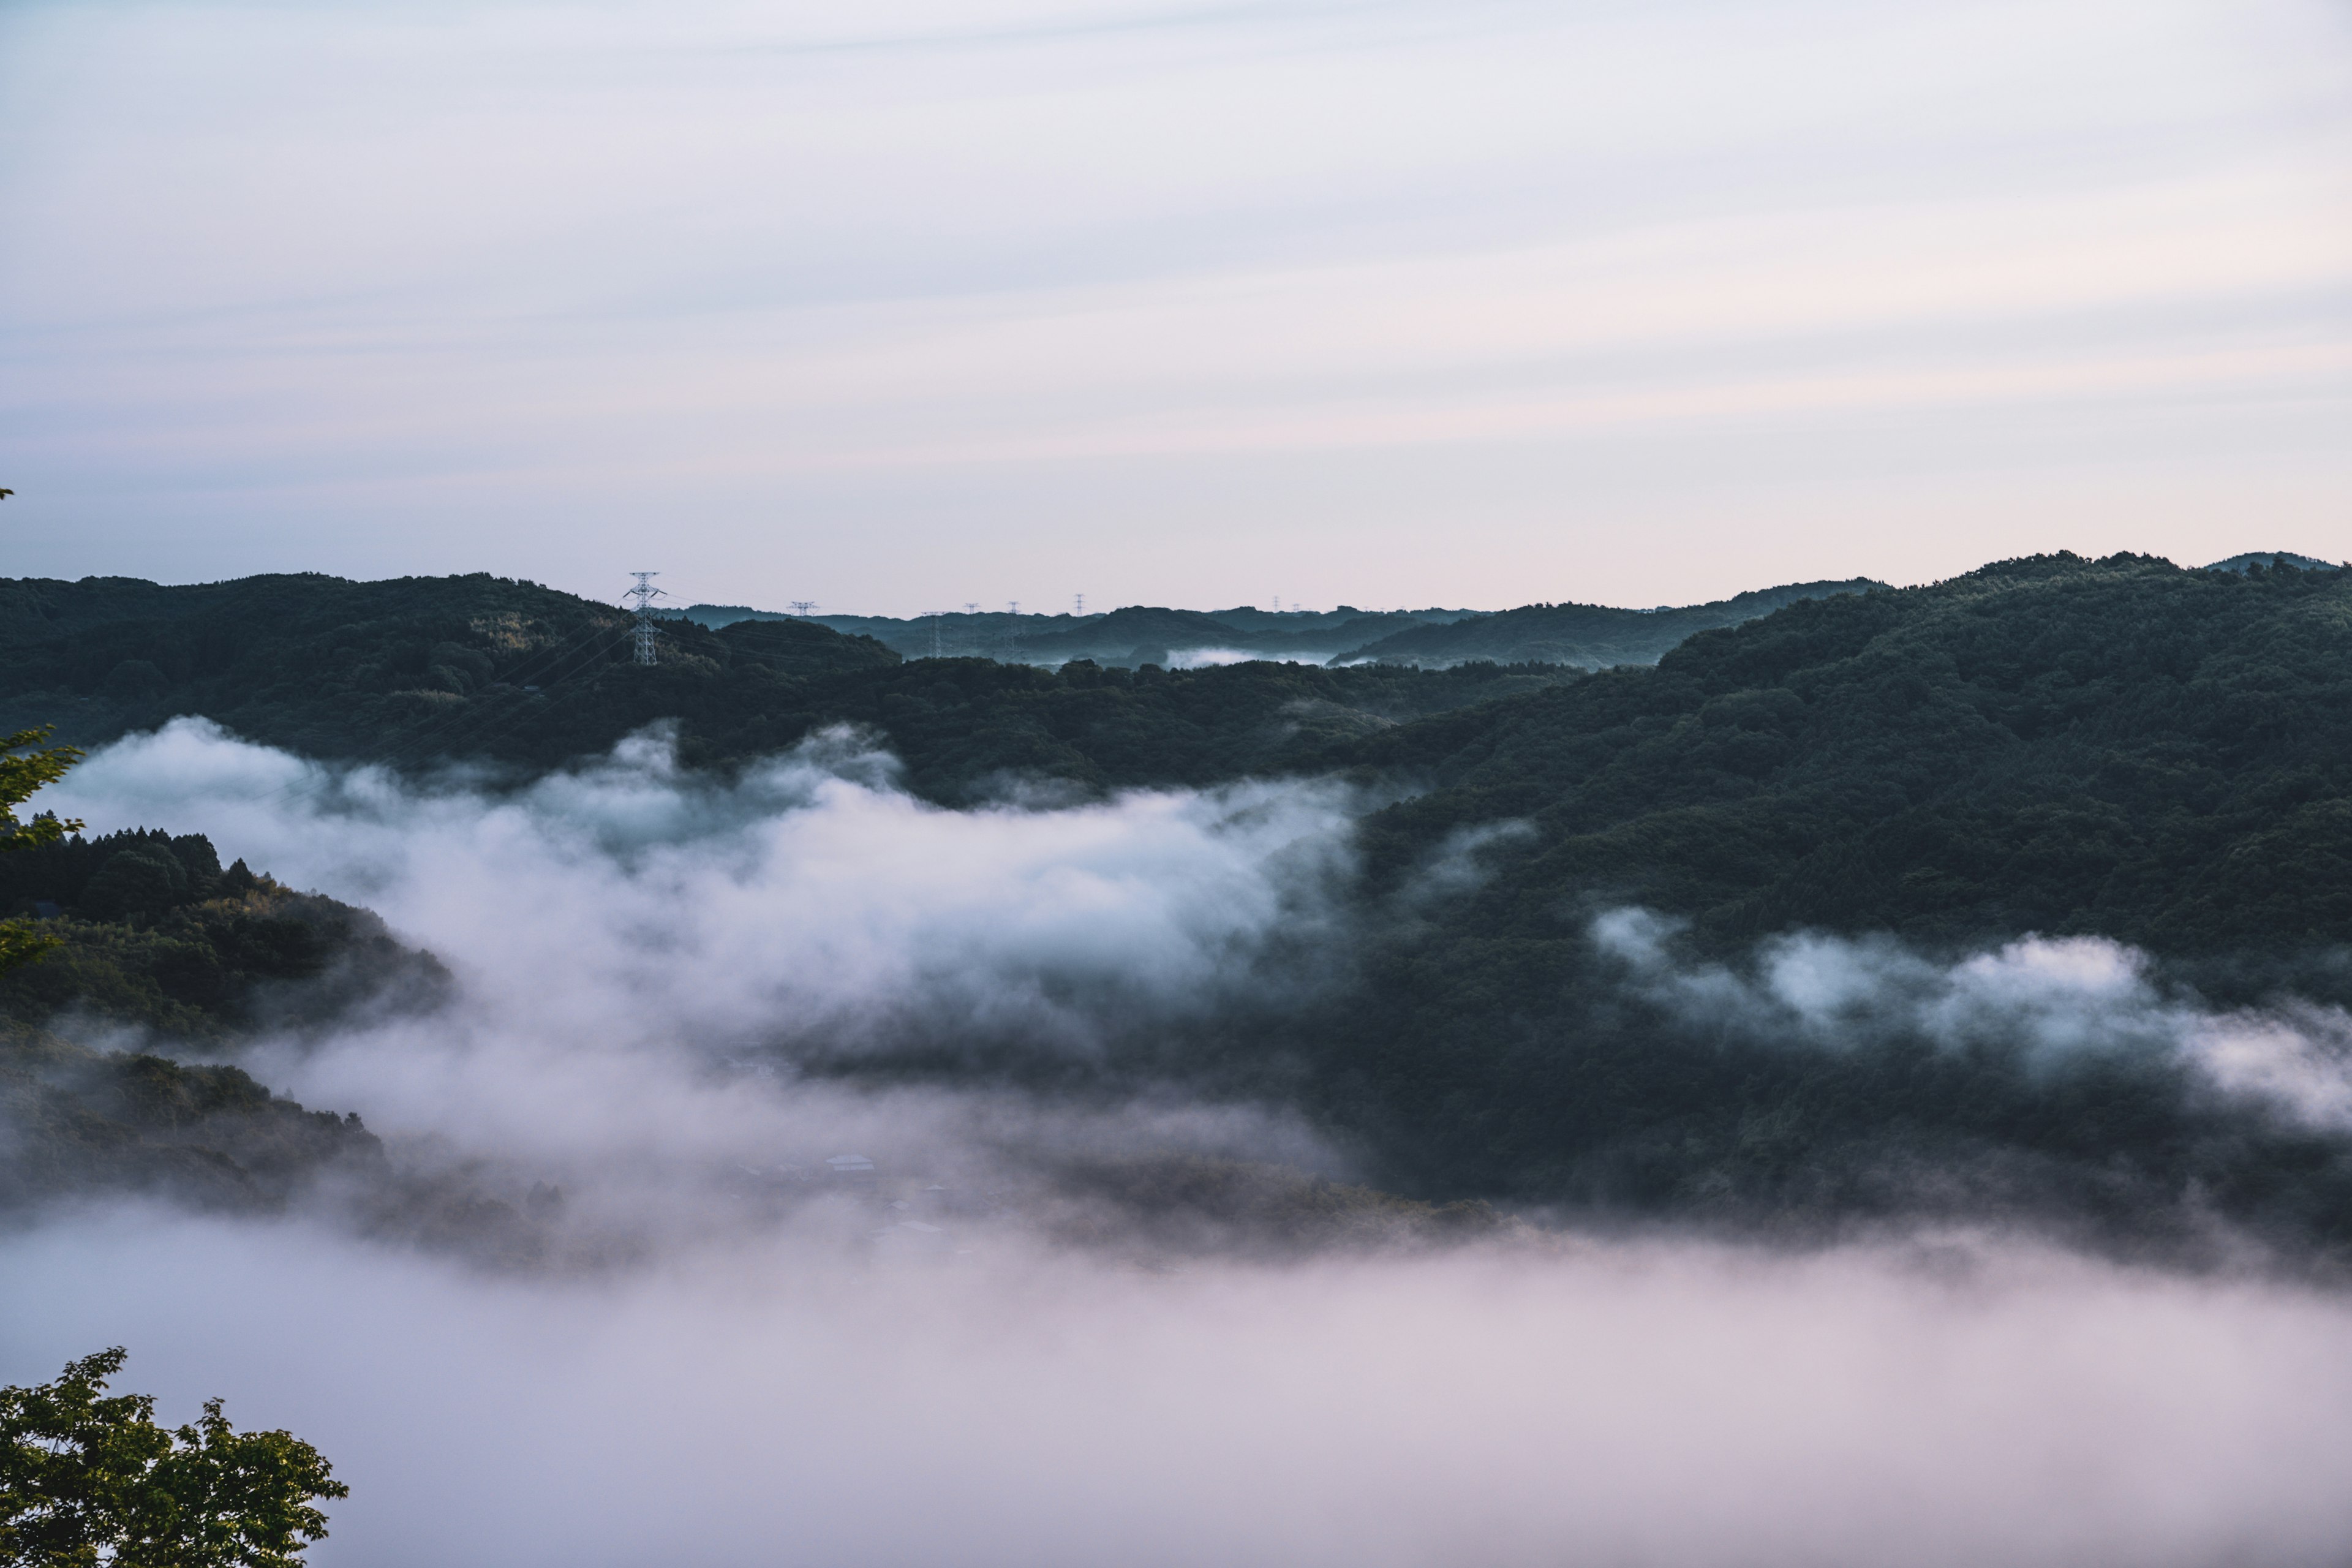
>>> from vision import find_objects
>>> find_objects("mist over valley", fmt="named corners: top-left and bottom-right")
top-left (3, 552), bottom-right (2352, 1562)
top-left (8, 0), bottom-right (2349, 1553)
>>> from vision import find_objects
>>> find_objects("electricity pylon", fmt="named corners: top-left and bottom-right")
top-left (626, 572), bottom-right (664, 666)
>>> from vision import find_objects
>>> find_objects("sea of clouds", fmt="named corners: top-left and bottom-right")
top-left (7, 719), bottom-right (2352, 1566)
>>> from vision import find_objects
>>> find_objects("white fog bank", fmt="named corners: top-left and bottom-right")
top-left (8, 1213), bottom-right (2352, 1568)
top-left (42, 720), bottom-right (1355, 1192)
top-left (16, 720), bottom-right (2352, 1566)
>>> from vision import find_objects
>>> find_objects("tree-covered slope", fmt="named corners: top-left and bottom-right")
top-left (0, 826), bottom-right (450, 1042)
top-left (0, 572), bottom-right (902, 765)
top-left (0, 820), bottom-right (453, 1218)
top-left (0, 573), bottom-right (1577, 796)
top-left (1332, 578), bottom-right (1885, 668)
top-left (1253, 553), bottom-right (2352, 1242)
top-left (1334, 552), bottom-right (2352, 959)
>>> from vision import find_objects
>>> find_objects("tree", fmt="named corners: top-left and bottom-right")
top-left (0, 1348), bottom-right (345, 1567)
top-left (0, 726), bottom-right (84, 973)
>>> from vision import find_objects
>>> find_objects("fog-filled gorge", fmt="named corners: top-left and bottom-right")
top-left (5, 717), bottom-right (2352, 1564)
top-left (9, 0), bottom-right (2346, 1549)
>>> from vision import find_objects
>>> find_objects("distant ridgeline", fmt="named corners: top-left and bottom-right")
top-left (0, 824), bottom-right (451, 1224)
top-left (682, 601), bottom-right (1483, 666)
top-left (676, 582), bottom-right (1879, 669)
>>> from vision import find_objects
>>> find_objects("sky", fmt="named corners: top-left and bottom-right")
top-left (1, 0), bottom-right (2348, 616)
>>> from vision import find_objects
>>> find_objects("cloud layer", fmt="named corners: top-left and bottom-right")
top-left (11, 722), bottom-right (2352, 1564)
top-left (11, 1210), bottom-right (2352, 1568)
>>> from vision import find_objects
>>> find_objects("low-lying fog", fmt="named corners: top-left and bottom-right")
top-left (12, 720), bottom-right (2352, 1567)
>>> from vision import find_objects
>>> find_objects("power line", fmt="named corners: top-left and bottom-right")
top-left (254, 614), bottom-right (633, 809)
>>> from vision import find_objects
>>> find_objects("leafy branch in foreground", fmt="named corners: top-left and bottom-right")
top-left (0, 1348), bottom-right (345, 1567)
top-left (0, 726), bottom-right (83, 975)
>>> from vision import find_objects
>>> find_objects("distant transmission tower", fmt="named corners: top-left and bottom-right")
top-left (920, 609), bottom-right (949, 658)
top-left (1007, 600), bottom-right (1020, 615)
top-left (1074, 593), bottom-right (1085, 616)
top-left (625, 571), bottom-right (664, 666)
top-left (787, 600), bottom-right (817, 617)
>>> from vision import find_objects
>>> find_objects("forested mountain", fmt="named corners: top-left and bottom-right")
top-left (0, 825), bottom-right (448, 1042)
top-left (10, 552), bottom-right (2352, 1262)
top-left (760, 550), bottom-right (2352, 1260)
top-left (0, 571), bottom-right (1577, 794)
top-left (1340, 553), bottom-right (2351, 956)
top-left (0, 825), bottom-right (446, 1218)
top-left (1267, 551), bottom-right (2352, 1248)
top-left (677, 551), bottom-right (2352, 1262)
top-left (1330, 578), bottom-right (1884, 666)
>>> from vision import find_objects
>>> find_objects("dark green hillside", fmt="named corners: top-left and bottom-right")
top-left (0, 813), bottom-right (452, 1220)
top-left (0, 571), bottom-right (911, 769)
top-left (628, 655), bottom-right (1577, 799)
top-left (1333, 552), bottom-right (2352, 958)
top-left (1259, 552), bottom-right (2352, 1242)
top-left (1334, 578), bottom-right (1883, 668)
top-left (0, 572), bottom-right (1575, 796)
top-left (0, 1026), bottom-right (385, 1213)
top-left (0, 825), bottom-right (450, 1042)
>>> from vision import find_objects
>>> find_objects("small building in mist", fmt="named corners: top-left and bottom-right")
top-left (826, 1154), bottom-right (878, 1191)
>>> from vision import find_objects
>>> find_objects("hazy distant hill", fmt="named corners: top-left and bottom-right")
top-left (1331, 578), bottom-right (1885, 668)
top-left (682, 579), bottom-right (1905, 673)
top-left (681, 601), bottom-right (1482, 666)
top-left (2203, 551), bottom-right (2343, 575)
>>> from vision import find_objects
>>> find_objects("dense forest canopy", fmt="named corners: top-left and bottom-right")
top-left (1343, 551), bottom-right (2352, 958)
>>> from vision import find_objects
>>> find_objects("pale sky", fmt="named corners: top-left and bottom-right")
top-left (2, 0), bottom-right (2348, 614)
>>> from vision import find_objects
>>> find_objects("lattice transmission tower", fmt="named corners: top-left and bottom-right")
top-left (787, 600), bottom-right (818, 617)
top-left (626, 571), bottom-right (664, 666)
